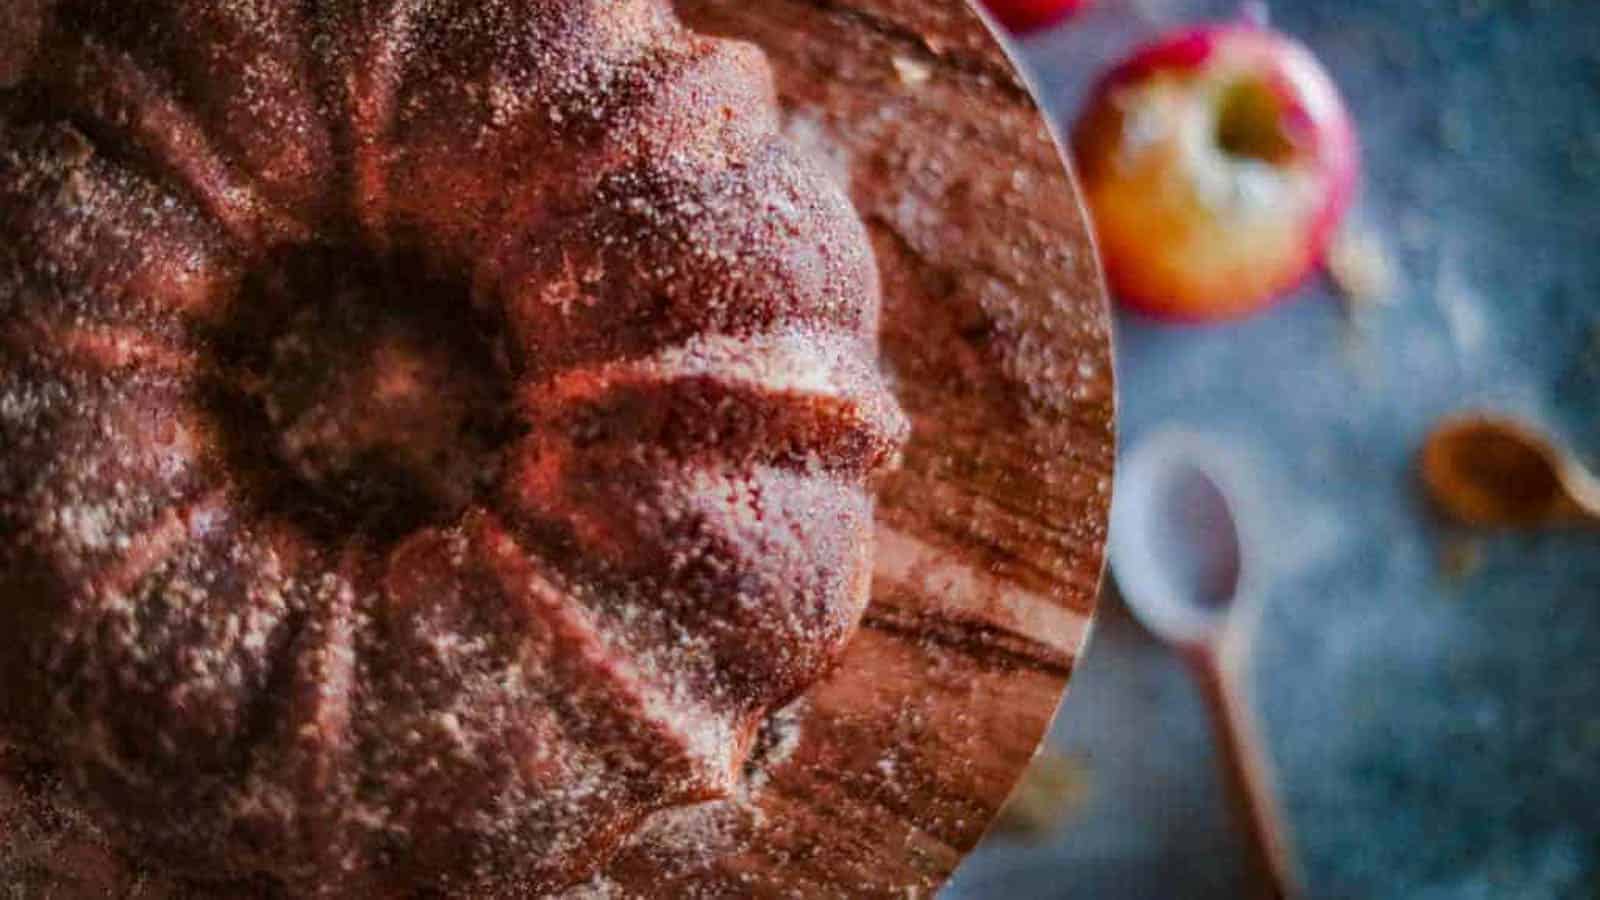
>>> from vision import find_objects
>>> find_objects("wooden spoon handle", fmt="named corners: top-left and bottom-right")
top-left (1189, 646), bottom-right (1302, 900)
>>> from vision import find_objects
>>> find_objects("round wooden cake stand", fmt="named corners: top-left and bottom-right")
top-left (0, 2), bottom-right (1113, 897)
top-left (586, 2), bottom-right (1116, 895)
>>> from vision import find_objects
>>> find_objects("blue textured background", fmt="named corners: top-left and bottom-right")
top-left (947, 2), bottom-right (1600, 898)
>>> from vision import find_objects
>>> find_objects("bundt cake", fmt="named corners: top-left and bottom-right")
top-left (0, 0), bottom-right (907, 893)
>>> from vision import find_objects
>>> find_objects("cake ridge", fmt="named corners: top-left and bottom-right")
top-left (43, 35), bottom-right (310, 248)
top-left (468, 511), bottom-right (744, 796)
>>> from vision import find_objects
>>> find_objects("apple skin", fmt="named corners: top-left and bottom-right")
top-left (982, 0), bottom-right (1092, 34)
top-left (1072, 23), bottom-right (1360, 322)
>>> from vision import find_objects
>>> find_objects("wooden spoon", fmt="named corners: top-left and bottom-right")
top-left (1419, 413), bottom-right (1600, 528)
top-left (1110, 430), bottom-right (1301, 900)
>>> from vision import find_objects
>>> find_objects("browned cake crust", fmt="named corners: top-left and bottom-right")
top-left (0, 1), bottom-right (907, 894)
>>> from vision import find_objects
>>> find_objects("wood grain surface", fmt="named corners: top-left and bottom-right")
top-left (0, 2), bottom-right (1113, 896)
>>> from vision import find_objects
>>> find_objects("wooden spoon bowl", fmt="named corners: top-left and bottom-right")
top-left (1420, 414), bottom-right (1600, 528)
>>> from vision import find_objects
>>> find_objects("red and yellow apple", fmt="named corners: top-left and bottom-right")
top-left (982, 0), bottom-right (1092, 34)
top-left (1073, 23), bottom-right (1359, 321)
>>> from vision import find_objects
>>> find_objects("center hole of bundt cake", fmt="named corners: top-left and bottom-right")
top-left (218, 247), bottom-right (517, 543)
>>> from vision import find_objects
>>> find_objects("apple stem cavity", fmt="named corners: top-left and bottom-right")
top-left (1215, 79), bottom-right (1296, 165)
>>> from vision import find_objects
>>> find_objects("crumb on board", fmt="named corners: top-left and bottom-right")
top-left (1328, 223), bottom-right (1399, 308)
top-left (1438, 535), bottom-right (1484, 584)
top-left (991, 750), bottom-right (1091, 840)
top-left (892, 55), bottom-right (933, 87)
